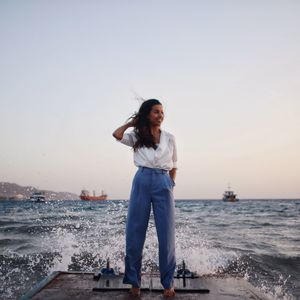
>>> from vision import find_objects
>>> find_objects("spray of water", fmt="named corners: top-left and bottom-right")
top-left (0, 200), bottom-right (297, 300)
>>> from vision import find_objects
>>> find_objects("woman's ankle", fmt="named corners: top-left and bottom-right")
top-left (163, 287), bottom-right (175, 297)
top-left (130, 286), bottom-right (141, 296)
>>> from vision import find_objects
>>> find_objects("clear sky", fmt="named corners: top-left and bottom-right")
top-left (1, 1), bottom-right (299, 199)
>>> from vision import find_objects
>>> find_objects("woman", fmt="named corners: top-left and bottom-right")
top-left (112, 99), bottom-right (177, 297)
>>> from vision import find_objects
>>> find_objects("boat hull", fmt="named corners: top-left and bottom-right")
top-left (80, 195), bottom-right (107, 201)
top-left (223, 198), bottom-right (239, 202)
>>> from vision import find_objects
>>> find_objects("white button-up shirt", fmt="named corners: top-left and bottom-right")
top-left (118, 129), bottom-right (177, 171)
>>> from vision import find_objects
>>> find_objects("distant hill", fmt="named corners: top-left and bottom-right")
top-left (0, 182), bottom-right (80, 200)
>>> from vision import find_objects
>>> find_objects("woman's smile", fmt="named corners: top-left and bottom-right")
top-left (149, 104), bottom-right (164, 125)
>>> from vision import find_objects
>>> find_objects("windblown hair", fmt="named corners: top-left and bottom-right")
top-left (129, 99), bottom-right (162, 151)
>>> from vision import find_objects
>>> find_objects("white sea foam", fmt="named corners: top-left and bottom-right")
top-left (0, 199), bottom-right (298, 300)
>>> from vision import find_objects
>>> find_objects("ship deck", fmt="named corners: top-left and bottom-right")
top-left (19, 271), bottom-right (269, 300)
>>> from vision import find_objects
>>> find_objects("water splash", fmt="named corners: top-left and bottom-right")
top-left (0, 199), bottom-right (299, 299)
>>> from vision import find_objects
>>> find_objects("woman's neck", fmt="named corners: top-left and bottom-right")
top-left (150, 126), bottom-right (161, 136)
top-left (151, 126), bottom-right (161, 144)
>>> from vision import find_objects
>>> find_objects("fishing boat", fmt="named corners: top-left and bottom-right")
top-left (29, 191), bottom-right (46, 203)
top-left (222, 185), bottom-right (239, 202)
top-left (80, 189), bottom-right (107, 201)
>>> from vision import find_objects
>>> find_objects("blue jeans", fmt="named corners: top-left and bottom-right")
top-left (123, 167), bottom-right (176, 289)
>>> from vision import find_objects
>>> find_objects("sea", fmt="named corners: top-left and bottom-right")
top-left (0, 199), bottom-right (299, 300)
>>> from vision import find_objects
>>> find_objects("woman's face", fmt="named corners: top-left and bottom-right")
top-left (148, 104), bottom-right (164, 126)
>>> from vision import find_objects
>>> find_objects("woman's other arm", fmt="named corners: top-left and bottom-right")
top-left (169, 168), bottom-right (177, 182)
top-left (169, 135), bottom-right (178, 182)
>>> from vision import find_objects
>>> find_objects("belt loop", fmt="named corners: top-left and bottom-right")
top-left (141, 167), bottom-right (144, 172)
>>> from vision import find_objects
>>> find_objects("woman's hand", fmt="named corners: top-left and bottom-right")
top-left (128, 115), bottom-right (138, 127)
top-left (112, 122), bottom-right (132, 140)
top-left (169, 168), bottom-right (177, 185)
top-left (112, 115), bottom-right (138, 140)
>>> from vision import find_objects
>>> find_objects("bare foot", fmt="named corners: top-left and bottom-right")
top-left (129, 286), bottom-right (141, 297)
top-left (163, 287), bottom-right (176, 297)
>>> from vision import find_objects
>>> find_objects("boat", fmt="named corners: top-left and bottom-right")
top-left (19, 259), bottom-right (269, 300)
top-left (29, 191), bottom-right (46, 203)
top-left (80, 189), bottom-right (107, 201)
top-left (222, 185), bottom-right (239, 202)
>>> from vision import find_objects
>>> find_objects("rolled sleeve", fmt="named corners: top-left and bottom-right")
top-left (117, 131), bottom-right (135, 147)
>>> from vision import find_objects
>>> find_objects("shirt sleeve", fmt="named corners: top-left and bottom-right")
top-left (117, 131), bottom-right (135, 147)
top-left (172, 135), bottom-right (178, 169)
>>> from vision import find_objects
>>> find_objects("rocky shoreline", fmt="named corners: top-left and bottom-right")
top-left (0, 182), bottom-right (79, 200)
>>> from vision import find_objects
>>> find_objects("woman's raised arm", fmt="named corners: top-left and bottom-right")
top-left (112, 121), bottom-right (134, 140)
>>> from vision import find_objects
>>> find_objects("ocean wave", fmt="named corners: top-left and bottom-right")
top-left (1, 250), bottom-right (298, 300)
top-left (220, 253), bottom-right (299, 300)
top-left (1, 199), bottom-right (299, 299)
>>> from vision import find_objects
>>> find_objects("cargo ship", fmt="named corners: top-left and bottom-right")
top-left (80, 189), bottom-right (107, 201)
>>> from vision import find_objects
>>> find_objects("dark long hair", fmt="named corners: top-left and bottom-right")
top-left (129, 99), bottom-right (162, 151)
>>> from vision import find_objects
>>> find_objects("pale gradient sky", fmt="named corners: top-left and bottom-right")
top-left (1, 1), bottom-right (299, 199)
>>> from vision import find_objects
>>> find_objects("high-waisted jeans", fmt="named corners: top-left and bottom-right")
top-left (123, 166), bottom-right (176, 289)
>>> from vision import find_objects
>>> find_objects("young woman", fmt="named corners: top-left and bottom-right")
top-left (112, 99), bottom-right (177, 297)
